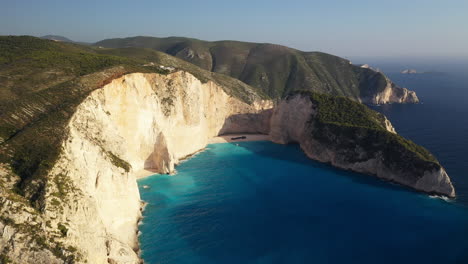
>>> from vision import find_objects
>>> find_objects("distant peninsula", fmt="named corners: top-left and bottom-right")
top-left (401, 69), bottom-right (446, 75)
top-left (401, 69), bottom-right (418, 74)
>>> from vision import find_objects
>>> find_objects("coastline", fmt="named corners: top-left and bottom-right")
top-left (208, 133), bottom-right (270, 144)
top-left (135, 168), bottom-right (160, 179)
top-left (135, 134), bottom-right (270, 180)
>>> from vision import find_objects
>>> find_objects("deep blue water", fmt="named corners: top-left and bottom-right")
top-left (138, 142), bottom-right (468, 264)
top-left (371, 71), bottom-right (468, 205)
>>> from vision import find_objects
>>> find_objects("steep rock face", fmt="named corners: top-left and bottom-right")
top-left (270, 94), bottom-right (454, 197)
top-left (41, 71), bottom-right (272, 263)
top-left (363, 77), bottom-right (419, 104)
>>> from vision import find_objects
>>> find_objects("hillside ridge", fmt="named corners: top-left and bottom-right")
top-left (95, 36), bottom-right (419, 103)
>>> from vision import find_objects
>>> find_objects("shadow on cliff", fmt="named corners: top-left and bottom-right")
top-left (217, 109), bottom-right (272, 135)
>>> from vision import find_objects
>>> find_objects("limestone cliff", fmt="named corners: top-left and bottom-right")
top-left (0, 71), bottom-right (272, 263)
top-left (270, 93), bottom-right (454, 197)
top-left (47, 71), bottom-right (271, 263)
top-left (361, 76), bottom-right (419, 104)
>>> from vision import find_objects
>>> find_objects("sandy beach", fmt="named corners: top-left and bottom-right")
top-left (135, 168), bottom-right (160, 179)
top-left (208, 133), bottom-right (270, 144)
top-left (135, 134), bottom-right (270, 179)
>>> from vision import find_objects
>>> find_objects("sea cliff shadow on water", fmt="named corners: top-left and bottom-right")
top-left (230, 141), bottom-right (429, 198)
top-left (217, 109), bottom-right (432, 199)
top-left (139, 141), bottom-right (468, 264)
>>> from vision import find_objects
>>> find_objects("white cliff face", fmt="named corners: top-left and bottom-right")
top-left (41, 71), bottom-right (272, 263)
top-left (270, 95), bottom-right (315, 144)
top-left (269, 94), bottom-right (454, 198)
top-left (415, 168), bottom-right (456, 197)
top-left (367, 79), bottom-right (419, 104)
top-left (383, 116), bottom-right (397, 134)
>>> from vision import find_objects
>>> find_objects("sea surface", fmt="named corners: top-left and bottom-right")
top-left (138, 60), bottom-right (468, 264)
top-left (139, 141), bottom-right (468, 263)
top-left (370, 62), bottom-right (468, 205)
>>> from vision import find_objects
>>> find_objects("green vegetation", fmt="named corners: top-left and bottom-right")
top-left (57, 223), bottom-right (68, 237)
top-left (0, 253), bottom-right (12, 264)
top-left (308, 92), bottom-right (387, 130)
top-left (95, 36), bottom-right (392, 100)
top-left (0, 216), bottom-right (15, 227)
top-left (0, 36), bottom-right (171, 104)
top-left (95, 47), bottom-right (269, 103)
top-left (294, 91), bottom-right (438, 165)
top-left (0, 36), bottom-right (133, 72)
top-left (105, 151), bottom-right (131, 172)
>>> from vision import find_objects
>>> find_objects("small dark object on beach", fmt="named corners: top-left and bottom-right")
top-left (231, 136), bottom-right (247, 140)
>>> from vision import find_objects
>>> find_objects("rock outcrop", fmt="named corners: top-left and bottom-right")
top-left (270, 93), bottom-right (454, 197)
top-left (362, 76), bottom-right (419, 104)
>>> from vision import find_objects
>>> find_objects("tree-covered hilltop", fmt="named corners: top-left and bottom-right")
top-left (290, 91), bottom-right (439, 167)
top-left (95, 36), bottom-right (407, 101)
top-left (0, 36), bottom-right (137, 102)
top-left (0, 36), bottom-right (266, 106)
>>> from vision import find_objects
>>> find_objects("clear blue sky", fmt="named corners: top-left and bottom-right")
top-left (1, 0), bottom-right (467, 57)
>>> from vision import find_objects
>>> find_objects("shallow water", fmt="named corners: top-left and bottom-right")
top-left (138, 141), bottom-right (468, 264)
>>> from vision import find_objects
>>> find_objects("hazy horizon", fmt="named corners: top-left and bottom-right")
top-left (2, 0), bottom-right (468, 58)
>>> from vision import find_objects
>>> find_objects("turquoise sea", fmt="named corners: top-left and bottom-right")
top-left (138, 60), bottom-right (468, 263)
top-left (138, 141), bottom-right (468, 264)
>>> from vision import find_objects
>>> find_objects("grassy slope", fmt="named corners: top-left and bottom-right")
top-left (95, 36), bottom-right (390, 100)
top-left (0, 36), bottom-right (139, 104)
